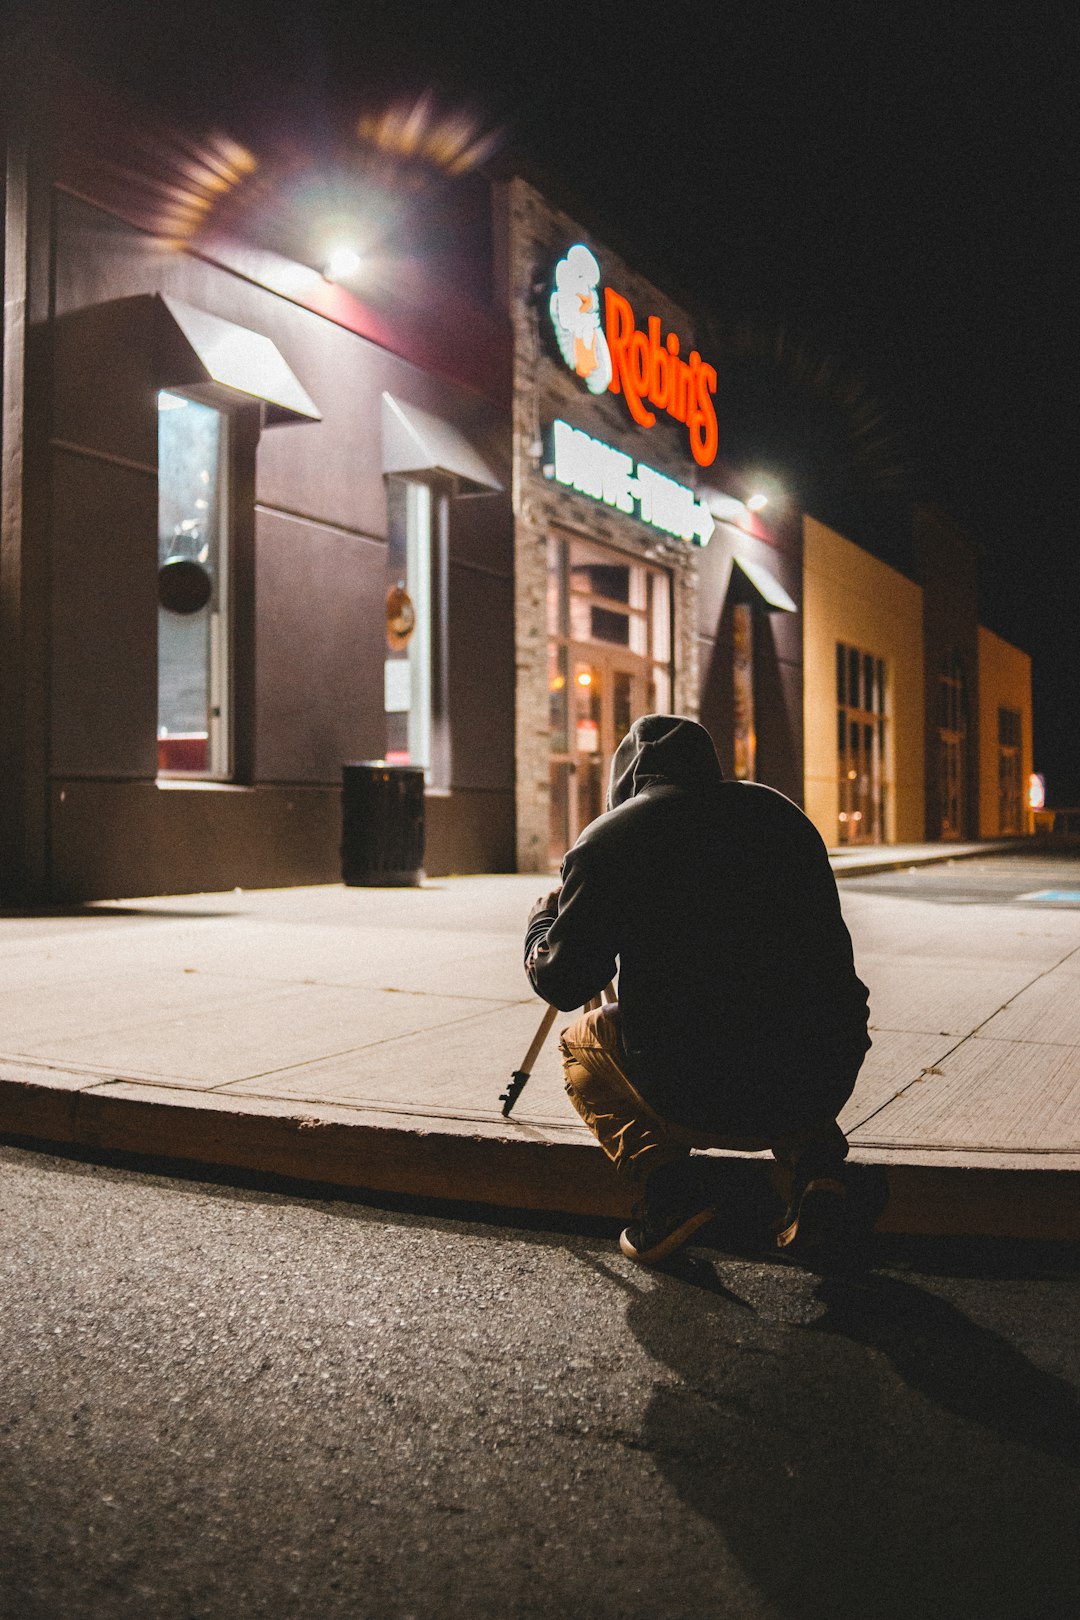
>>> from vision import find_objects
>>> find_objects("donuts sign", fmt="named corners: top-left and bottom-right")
top-left (548, 244), bottom-right (719, 468)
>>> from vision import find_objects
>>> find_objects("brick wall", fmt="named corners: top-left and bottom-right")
top-left (500, 179), bottom-right (709, 871)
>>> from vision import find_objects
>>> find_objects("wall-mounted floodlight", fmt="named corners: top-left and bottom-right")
top-left (324, 246), bottom-right (362, 281)
top-left (746, 492), bottom-right (769, 512)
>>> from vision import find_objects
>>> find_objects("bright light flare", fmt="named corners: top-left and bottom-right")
top-left (145, 131), bottom-right (258, 245)
top-left (356, 92), bottom-right (502, 177)
top-left (746, 492), bottom-right (769, 512)
top-left (324, 245), bottom-right (363, 282)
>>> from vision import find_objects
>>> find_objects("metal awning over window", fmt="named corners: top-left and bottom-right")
top-left (381, 392), bottom-right (502, 493)
top-left (159, 296), bottom-right (321, 425)
top-left (732, 555), bottom-right (798, 612)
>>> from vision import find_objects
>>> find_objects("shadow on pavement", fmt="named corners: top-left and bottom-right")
top-left (0, 904), bottom-right (241, 921)
top-left (624, 1260), bottom-right (1080, 1620)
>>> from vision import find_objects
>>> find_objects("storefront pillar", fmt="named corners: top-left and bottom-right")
top-left (513, 500), bottom-right (554, 873)
top-left (1, 49), bottom-right (54, 904)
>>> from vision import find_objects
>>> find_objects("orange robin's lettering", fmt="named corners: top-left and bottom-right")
top-left (601, 286), bottom-right (717, 464)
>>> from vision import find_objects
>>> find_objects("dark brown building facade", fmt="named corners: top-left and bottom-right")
top-left (2, 61), bottom-right (516, 901)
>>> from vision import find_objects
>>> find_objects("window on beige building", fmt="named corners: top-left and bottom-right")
top-left (837, 642), bottom-right (888, 844)
top-left (998, 706), bottom-right (1023, 835)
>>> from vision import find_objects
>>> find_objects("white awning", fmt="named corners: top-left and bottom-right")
top-left (733, 555), bottom-right (798, 612)
top-left (381, 392), bottom-right (502, 493)
top-left (159, 296), bottom-right (321, 424)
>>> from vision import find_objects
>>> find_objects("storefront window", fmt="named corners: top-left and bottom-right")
top-left (998, 706), bottom-right (1022, 834)
top-left (837, 641), bottom-right (888, 844)
top-left (385, 479), bottom-right (449, 787)
top-left (157, 392), bottom-right (229, 777)
top-left (547, 534), bottom-right (672, 865)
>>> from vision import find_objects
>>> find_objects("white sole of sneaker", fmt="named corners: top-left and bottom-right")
top-left (619, 1206), bottom-right (716, 1266)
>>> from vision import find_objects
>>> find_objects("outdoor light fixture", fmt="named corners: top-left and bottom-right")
top-left (324, 245), bottom-right (362, 281)
top-left (747, 492), bottom-right (769, 512)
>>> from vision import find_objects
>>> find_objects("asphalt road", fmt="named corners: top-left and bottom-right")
top-left (3, 1139), bottom-right (1079, 1620)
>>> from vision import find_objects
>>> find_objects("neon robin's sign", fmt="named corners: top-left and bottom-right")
top-left (548, 243), bottom-right (719, 468)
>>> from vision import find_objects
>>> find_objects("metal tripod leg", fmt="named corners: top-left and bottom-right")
top-left (500, 983), bottom-right (616, 1117)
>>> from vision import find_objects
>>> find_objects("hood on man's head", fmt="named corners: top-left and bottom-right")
top-left (607, 715), bottom-right (724, 809)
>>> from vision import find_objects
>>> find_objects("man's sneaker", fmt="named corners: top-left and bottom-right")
top-left (619, 1162), bottom-right (716, 1266)
top-left (773, 1174), bottom-right (847, 1254)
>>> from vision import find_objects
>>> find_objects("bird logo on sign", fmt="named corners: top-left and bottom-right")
top-left (549, 244), bottom-right (612, 395)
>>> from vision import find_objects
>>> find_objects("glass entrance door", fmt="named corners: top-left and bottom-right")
top-left (550, 651), bottom-right (645, 861)
top-left (547, 532), bottom-right (670, 867)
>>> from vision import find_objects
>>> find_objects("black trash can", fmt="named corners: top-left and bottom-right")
top-left (341, 761), bottom-right (425, 887)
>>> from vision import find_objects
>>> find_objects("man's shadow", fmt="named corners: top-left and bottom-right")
top-left (615, 1255), bottom-right (1080, 1620)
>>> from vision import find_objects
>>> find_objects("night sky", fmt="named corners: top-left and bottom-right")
top-left (28, 0), bottom-right (1080, 800)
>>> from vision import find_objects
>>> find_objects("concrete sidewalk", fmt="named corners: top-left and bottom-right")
top-left (1, 841), bottom-right (1077, 1241)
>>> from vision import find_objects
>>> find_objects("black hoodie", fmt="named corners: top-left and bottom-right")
top-left (524, 715), bottom-right (870, 1136)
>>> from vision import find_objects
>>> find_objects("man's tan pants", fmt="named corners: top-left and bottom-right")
top-left (559, 1003), bottom-right (844, 1187)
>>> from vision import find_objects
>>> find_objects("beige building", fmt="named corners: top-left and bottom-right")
top-left (803, 516), bottom-right (925, 846)
top-left (977, 626), bottom-right (1035, 836)
top-left (803, 515), bottom-right (1034, 849)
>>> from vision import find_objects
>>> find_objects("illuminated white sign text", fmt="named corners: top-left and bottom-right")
top-left (544, 419), bottom-right (715, 545)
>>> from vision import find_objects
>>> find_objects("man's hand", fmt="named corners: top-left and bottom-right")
top-left (527, 888), bottom-right (562, 929)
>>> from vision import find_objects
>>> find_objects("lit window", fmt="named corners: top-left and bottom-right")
top-left (385, 480), bottom-right (448, 788)
top-left (157, 392), bottom-right (229, 777)
top-left (998, 706), bottom-right (1023, 834)
top-left (836, 639), bottom-right (888, 844)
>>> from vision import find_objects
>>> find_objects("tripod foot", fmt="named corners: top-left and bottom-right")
top-left (500, 1070), bottom-right (529, 1117)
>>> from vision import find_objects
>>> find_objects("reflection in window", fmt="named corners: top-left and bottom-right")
top-left (157, 392), bottom-right (229, 777)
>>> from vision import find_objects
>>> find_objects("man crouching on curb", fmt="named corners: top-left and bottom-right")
top-left (524, 715), bottom-right (871, 1267)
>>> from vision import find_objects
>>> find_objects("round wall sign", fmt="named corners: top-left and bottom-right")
top-left (386, 582), bottom-right (416, 650)
top-left (158, 557), bottom-right (212, 615)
